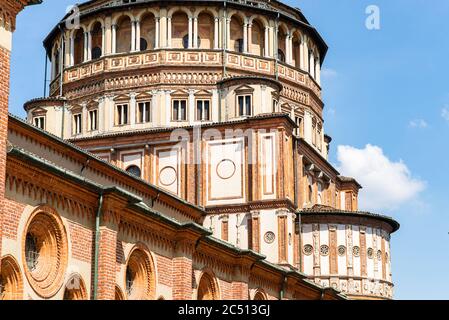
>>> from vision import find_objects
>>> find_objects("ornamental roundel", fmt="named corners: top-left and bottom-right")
top-left (303, 245), bottom-right (313, 256)
top-left (353, 246), bottom-right (360, 257)
top-left (216, 159), bottom-right (236, 180)
top-left (22, 205), bottom-right (68, 298)
top-left (338, 245), bottom-right (346, 256)
top-left (377, 250), bottom-right (382, 260)
top-left (320, 245), bottom-right (329, 256)
top-left (367, 248), bottom-right (374, 259)
top-left (159, 166), bottom-right (177, 186)
top-left (264, 232), bottom-right (275, 244)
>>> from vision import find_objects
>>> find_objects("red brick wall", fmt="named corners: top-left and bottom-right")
top-left (68, 222), bottom-right (93, 263)
top-left (172, 255), bottom-right (193, 300)
top-left (2, 199), bottom-right (25, 240)
top-left (0, 45), bottom-right (12, 263)
top-left (96, 227), bottom-right (117, 300)
top-left (156, 254), bottom-right (173, 287)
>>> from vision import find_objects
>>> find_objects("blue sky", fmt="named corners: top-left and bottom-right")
top-left (9, 0), bottom-right (449, 299)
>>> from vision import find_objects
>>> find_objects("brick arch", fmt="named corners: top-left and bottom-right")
top-left (0, 255), bottom-right (23, 300)
top-left (124, 243), bottom-right (156, 300)
top-left (21, 204), bottom-right (68, 299)
top-left (115, 285), bottom-right (125, 300)
top-left (253, 288), bottom-right (268, 300)
top-left (63, 273), bottom-right (87, 300)
top-left (196, 269), bottom-right (220, 300)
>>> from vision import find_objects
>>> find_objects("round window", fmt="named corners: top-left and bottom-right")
top-left (22, 206), bottom-right (68, 298)
top-left (320, 245), bottom-right (329, 256)
top-left (303, 244), bottom-right (313, 256)
top-left (126, 165), bottom-right (142, 178)
top-left (353, 246), bottom-right (360, 257)
top-left (264, 232), bottom-right (275, 244)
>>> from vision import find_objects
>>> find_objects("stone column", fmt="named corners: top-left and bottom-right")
top-left (130, 92), bottom-right (137, 126)
top-left (83, 31), bottom-right (88, 62)
top-left (188, 17), bottom-right (193, 48)
top-left (214, 17), bottom-right (219, 49)
top-left (155, 17), bottom-right (160, 49)
top-left (101, 26), bottom-right (106, 56)
top-left (188, 89), bottom-right (195, 124)
top-left (243, 22), bottom-right (248, 53)
top-left (264, 26), bottom-right (269, 57)
top-left (111, 24), bottom-right (117, 54)
top-left (87, 31), bottom-right (92, 61)
top-left (135, 20), bottom-right (141, 51)
top-left (247, 23), bottom-right (253, 54)
top-left (131, 20), bottom-right (136, 52)
top-left (226, 18), bottom-right (231, 50)
top-left (70, 35), bottom-right (75, 66)
top-left (167, 17), bottom-right (172, 48)
top-left (193, 17), bottom-right (198, 48)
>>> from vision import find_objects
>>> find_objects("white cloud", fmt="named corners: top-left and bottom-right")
top-left (408, 119), bottom-right (428, 128)
top-left (321, 68), bottom-right (338, 78)
top-left (336, 144), bottom-right (426, 211)
top-left (441, 107), bottom-right (449, 122)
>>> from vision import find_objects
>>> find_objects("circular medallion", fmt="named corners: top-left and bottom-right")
top-left (338, 245), bottom-right (346, 256)
top-left (367, 248), bottom-right (374, 259)
top-left (264, 232), bottom-right (275, 244)
top-left (320, 245), bottom-right (329, 256)
top-left (377, 250), bottom-right (382, 260)
top-left (159, 166), bottom-right (177, 186)
top-left (216, 159), bottom-right (236, 180)
top-left (353, 246), bottom-right (360, 257)
top-left (22, 206), bottom-right (68, 298)
top-left (303, 244), bottom-right (313, 256)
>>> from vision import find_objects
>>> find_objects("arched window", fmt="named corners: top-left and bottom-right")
top-left (126, 165), bottom-right (141, 178)
top-left (230, 15), bottom-right (244, 52)
top-left (125, 246), bottom-right (155, 300)
top-left (63, 274), bottom-right (87, 300)
top-left (116, 16), bottom-right (132, 53)
top-left (198, 12), bottom-right (214, 49)
top-left (140, 13), bottom-right (155, 51)
top-left (253, 290), bottom-right (267, 300)
top-left (292, 33), bottom-right (301, 69)
top-left (91, 22), bottom-right (103, 59)
top-left (250, 20), bottom-right (265, 56)
top-left (22, 206), bottom-right (68, 298)
top-left (172, 12), bottom-right (189, 49)
top-left (0, 256), bottom-right (23, 300)
top-left (197, 272), bottom-right (219, 300)
top-left (73, 29), bottom-right (84, 65)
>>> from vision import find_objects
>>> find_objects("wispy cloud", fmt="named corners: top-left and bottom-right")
top-left (408, 119), bottom-right (428, 129)
top-left (321, 68), bottom-right (338, 78)
top-left (441, 106), bottom-right (449, 122)
top-left (336, 144), bottom-right (426, 212)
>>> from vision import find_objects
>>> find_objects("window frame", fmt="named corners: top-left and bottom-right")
top-left (73, 113), bottom-right (83, 135)
top-left (115, 103), bottom-right (129, 126)
top-left (88, 109), bottom-right (98, 132)
top-left (33, 116), bottom-right (46, 130)
top-left (136, 101), bottom-right (151, 124)
top-left (195, 99), bottom-right (211, 122)
top-left (172, 99), bottom-right (188, 122)
top-left (236, 94), bottom-right (253, 117)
